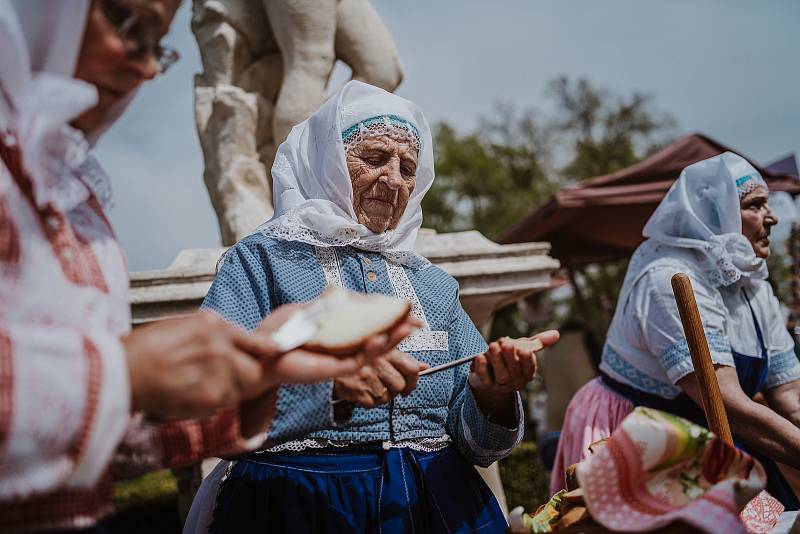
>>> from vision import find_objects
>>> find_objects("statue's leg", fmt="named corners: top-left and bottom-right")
top-left (263, 0), bottom-right (337, 145)
top-left (335, 0), bottom-right (403, 91)
top-left (193, 0), bottom-right (276, 244)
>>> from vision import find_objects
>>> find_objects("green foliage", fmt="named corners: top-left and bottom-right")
top-left (489, 304), bottom-right (531, 341)
top-left (545, 78), bottom-right (674, 338)
top-left (498, 441), bottom-right (551, 510)
top-left (547, 77), bottom-right (674, 181)
top-left (563, 260), bottom-right (630, 343)
top-left (105, 470), bottom-right (181, 533)
top-left (101, 77), bottom-right (678, 533)
top-left (112, 470), bottom-right (177, 510)
top-left (768, 245), bottom-right (792, 306)
top-left (425, 109), bottom-right (556, 239)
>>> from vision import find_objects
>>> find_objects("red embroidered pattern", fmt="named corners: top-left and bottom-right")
top-left (67, 337), bottom-right (103, 465)
top-left (41, 206), bottom-right (109, 293)
top-left (157, 409), bottom-right (244, 468)
top-left (0, 139), bottom-right (108, 292)
top-left (739, 491), bottom-right (784, 533)
top-left (0, 196), bottom-right (20, 265)
top-left (0, 472), bottom-right (114, 531)
top-left (0, 330), bottom-right (13, 458)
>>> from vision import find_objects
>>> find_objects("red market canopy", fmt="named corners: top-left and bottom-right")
top-left (497, 133), bottom-right (800, 265)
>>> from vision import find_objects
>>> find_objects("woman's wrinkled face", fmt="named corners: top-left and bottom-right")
top-left (740, 186), bottom-right (777, 258)
top-left (72, 0), bottom-right (180, 134)
top-left (347, 134), bottom-right (418, 233)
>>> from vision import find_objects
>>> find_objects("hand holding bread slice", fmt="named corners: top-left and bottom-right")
top-left (269, 286), bottom-right (415, 356)
top-left (303, 287), bottom-right (413, 355)
top-left (250, 288), bottom-right (419, 392)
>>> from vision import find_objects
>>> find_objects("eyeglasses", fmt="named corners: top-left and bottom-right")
top-left (98, 0), bottom-right (180, 74)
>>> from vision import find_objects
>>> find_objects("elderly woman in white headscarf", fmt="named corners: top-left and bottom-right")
top-left (191, 80), bottom-right (559, 534)
top-left (551, 152), bottom-right (800, 510)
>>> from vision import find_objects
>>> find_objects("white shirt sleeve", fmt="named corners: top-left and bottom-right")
top-left (761, 283), bottom-right (800, 389)
top-left (632, 268), bottom-right (736, 384)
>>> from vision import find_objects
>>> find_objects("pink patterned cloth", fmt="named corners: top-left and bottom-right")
top-left (578, 407), bottom-right (767, 533)
top-left (550, 380), bottom-right (784, 532)
top-left (549, 377), bottom-right (634, 494)
top-left (739, 491), bottom-right (784, 533)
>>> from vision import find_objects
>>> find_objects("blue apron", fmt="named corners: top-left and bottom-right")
top-left (600, 288), bottom-right (799, 510)
top-left (210, 445), bottom-right (506, 533)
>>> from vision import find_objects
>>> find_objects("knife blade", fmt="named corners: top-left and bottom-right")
top-left (269, 304), bottom-right (325, 352)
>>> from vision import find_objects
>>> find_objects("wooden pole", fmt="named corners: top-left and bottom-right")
top-left (671, 273), bottom-right (734, 446)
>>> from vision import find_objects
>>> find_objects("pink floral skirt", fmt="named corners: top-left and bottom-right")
top-left (549, 377), bottom-right (634, 494)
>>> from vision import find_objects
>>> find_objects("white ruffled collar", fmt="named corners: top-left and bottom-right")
top-left (256, 207), bottom-right (431, 270)
top-left (3, 124), bottom-right (113, 213)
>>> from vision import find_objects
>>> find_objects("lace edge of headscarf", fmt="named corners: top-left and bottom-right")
top-left (7, 121), bottom-right (114, 213)
top-left (341, 115), bottom-right (422, 155)
top-left (632, 236), bottom-right (767, 289)
top-left (736, 173), bottom-right (768, 199)
top-left (2, 67), bottom-right (112, 213)
top-left (250, 208), bottom-right (431, 270)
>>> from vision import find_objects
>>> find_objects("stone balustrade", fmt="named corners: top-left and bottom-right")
top-left (129, 229), bottom-right (560, 329)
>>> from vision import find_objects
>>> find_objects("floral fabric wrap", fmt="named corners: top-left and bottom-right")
top-left (577, 407), bottom-right (769, 533)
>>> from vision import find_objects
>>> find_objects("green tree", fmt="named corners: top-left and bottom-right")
top-left (424, 106), bottom-right (556, 239)
top-left (548, 76), bottom-right (674, 181)
top-left (424, 77), bottom-right (675, 238)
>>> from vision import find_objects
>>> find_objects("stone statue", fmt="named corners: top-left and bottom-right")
top-left (192, 0), bottom-right (404, 244)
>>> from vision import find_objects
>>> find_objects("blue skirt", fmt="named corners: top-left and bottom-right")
top-left (210, 445), bottom-right (507, 533)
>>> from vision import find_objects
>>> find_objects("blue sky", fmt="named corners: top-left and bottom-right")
top-left (95, 0), bottom-right (800, 270)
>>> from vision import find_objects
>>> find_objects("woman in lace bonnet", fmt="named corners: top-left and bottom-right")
top-left (551, 152), bottom-right (800, 510)
top-left (186, 80), bottom-right (559, 533)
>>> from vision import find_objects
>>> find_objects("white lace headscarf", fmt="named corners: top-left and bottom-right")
top-left (629, 152), bottom-right (768, 289)
top-left (256, 80), bottom-right (435, 269)
top-left (0, 0), bottom-right (119, 212)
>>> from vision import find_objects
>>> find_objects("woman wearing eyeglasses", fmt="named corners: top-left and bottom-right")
top-left (72, 0), bottom-right (182, 135)
top-left (0, 2), bottom-right (417, 532)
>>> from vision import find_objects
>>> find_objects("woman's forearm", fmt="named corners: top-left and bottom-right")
top-left (765, 381), bottom-right (800, 428)
top-left (680, 368), bottom-right (800, 468)
top-left (726, 396), bottom-right (800, 469)
top-left (771, 401), bottom-right (800, 429)
top-left (469, 386), bottom-right (518, 428)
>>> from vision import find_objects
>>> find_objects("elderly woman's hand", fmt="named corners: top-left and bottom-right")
top-left (235, 307), bottom-right (421, 438)
top-left (466, 330), bottom-right (559, 428)
top-left (333, 350), bottom-right (428, 408)
top-left (252, 305), bottom-right (422, 389)
top-left (468, 330), bottom-right (560, 394)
